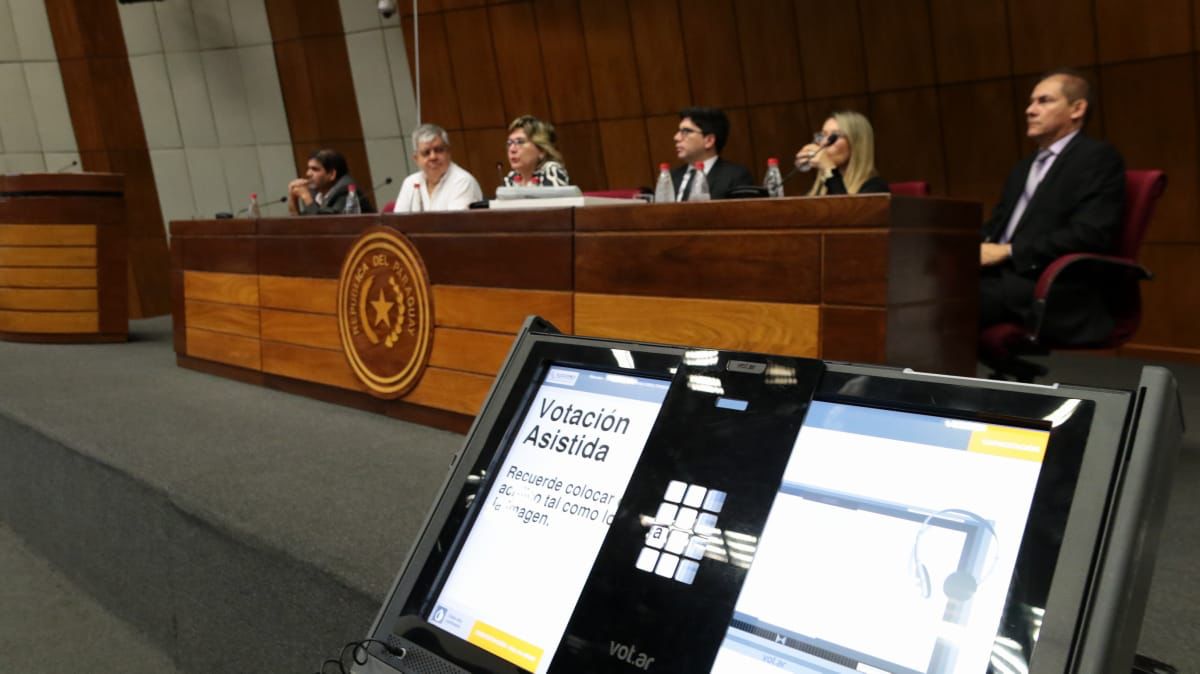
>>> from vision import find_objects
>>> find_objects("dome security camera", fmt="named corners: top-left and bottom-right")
top-left (378, 0), bottom-right (396, 19)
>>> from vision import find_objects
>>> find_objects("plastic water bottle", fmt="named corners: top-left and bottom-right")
top-left (654, 163), bottom-right (675, 203)
top-left (410, 183), bottom-right (423, 212)
top-left (247, 193), bottom-right (261, 218)
top-left (764, 158), bottom-right (784, 197)
top-left (689, 162), bottom-right (710, 201)
top-left (343, 184), bottom-right (361, 214)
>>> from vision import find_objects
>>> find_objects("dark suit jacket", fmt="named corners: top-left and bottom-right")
top-left (981, 132), bottom-right (1125, 343)
top-left (300, 174), bottom-right (376, 215)
top-left (670, 157), bottom-right (754, 200)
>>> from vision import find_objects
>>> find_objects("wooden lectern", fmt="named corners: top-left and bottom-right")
top-left (170, 195), bottom-right (980, 433)
top-left (0, 173), bottom-right (127, 342)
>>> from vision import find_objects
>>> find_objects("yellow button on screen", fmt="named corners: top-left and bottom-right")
top-left (467, 620), bottom-right (544, 672)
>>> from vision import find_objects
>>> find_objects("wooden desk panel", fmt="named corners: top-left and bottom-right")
top-left (170, 196), bottom-right (979, 432)
top-left (0, 173), bottom-right (127, 343)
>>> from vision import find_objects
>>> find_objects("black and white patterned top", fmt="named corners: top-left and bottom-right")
top-left (503, 160), bottom-right (571, 187)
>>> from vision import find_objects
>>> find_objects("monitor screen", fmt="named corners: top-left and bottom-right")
top-left (427, 364), bottom-right (670, 673)
top-left (712, 401), bottom-right (1050, 674)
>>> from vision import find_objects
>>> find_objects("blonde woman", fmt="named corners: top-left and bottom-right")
top-left (796, 110), bottom-right (889, 195)
top-left (503, 115), bottom-right (571, 187)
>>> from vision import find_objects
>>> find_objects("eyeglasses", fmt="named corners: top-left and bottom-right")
top-left (676, 127), bottom-right (703, 137)
top-left (506, 138), bottom-right (529, 148)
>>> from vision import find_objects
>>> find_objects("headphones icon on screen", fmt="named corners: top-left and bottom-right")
top-left (910, 508), bottom-right (1000, 603)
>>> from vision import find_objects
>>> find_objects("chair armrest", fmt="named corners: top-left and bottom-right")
top-left (1033, 253), bottom-right (1153, 301)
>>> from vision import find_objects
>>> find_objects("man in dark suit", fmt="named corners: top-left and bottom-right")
top-left (980, 68), bottom-right (1125, 345)
top-left (671, 107), bottom-right (754, 200)
top-left (287, 148), bottom-right (375, 215)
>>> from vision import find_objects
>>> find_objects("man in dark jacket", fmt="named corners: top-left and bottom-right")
top-left (287, 148), bottom-right (374, 215)
top-left (670, 107), bottom-right (754, 200)
top-left (980, 68), bottom-right (1125, 345)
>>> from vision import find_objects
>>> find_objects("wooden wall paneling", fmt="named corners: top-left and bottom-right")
top-left (404, 367), bottom-right (493, 415)
top-left (574, 195), bottom-right (892, 231)
top-left (0, 246), bottom-right (94, 267)
top-left (0, 269), bottom-right (95, 288)
top-left (746, 103), bottom-right (811, 196)
top-left (678, 0), bottom-right (746, 108)
top-left (55, 59), bottom-right (105, 152)
top-left (260, 309), bottom-right (341, 350)
top-left (258, 235), bottom-right (356, 278)
top-left (870, 88), bottom-right (947, 194)
top-left (0, 288), bottom-right (97, 311)
top-left (735, 0), bottom-right (804, 105)
top-left (184, 271), bottom-right (260, 306)
top-left (794, 0), bottom-right (866, 99)
top-left (578, 0), bottom-right (643, 119)
top-left (805, 95), bottom-right (871, 131)
top-left (259, 275), bottom-right (338, 314)
top-left (0, 225), bottom-right (94, 246)
top-left (0, 310), bottom-right (98, 334)
top-left (428, 326), bottom-right (514, 375)
top-left (183, 237), bottom-right (258, 274)
top-left (272, 40), bottom-right (321, 143)
top-left (822, 231), bottom-right (888, 305)
top-left (627, 0), bottom-right (691, 115)
top-left (186, 328), bottom-right (262, 371)
top-left (554, 121), bottom-right (605, 191)
top-left (574, 293), bottom-right (820, 357)
top-left (1102, 57), bottom-right (1199, 242)
top-left (264, 0), bottom-right (301, 40)
top-left (186, 300), bottom-right (261, 339)
top-left (308, 34), bottom-right (366, 138)
top-left (929, 0), bottom-right (1011, 83)
top-left (645, 114), bottom-right (684, 170)
top-left (441, 0), bottom-right (489, 11)
top-left (720, 108), bottom-right (757, 181)
top-left (86, 58), bottom-right (149, 149)
top-left (96, 220), bottom-right (128, 334)
top-left (410, 232), bottom-right (573, 289)
top-left (820, 306), bottom-right (886, 363)
top-left (401, 12), bottom-right (463, 129)
top-left (1095, 0), bottom-right (1191, 63)
top-left (575, 230), bottom-right (821, 303)
top-left (533, 0), bottom-right (596, 122)
top-left (443, 8), bottom-right (507, 129)
top-left (261, 340), bottom-right (362, 391)
top-left (172, 270), bottom-right (186, 354)
top-left (1129, 244), bottom-right (1200, 350)
top-left (938, 80), bottom-right (1021, 210)
top-left (433, 285), bottom-right (573, 333)
top-left (1005, 0), bottom-right (1096, 75)
top-left (489, 2), bottom-right (552, 122)
top-left (858, 0), bottom-right (936, 92)
top-left (598, 118), bottom-right (654, 190)
top-left (457, 127), bottom-right (508, 199)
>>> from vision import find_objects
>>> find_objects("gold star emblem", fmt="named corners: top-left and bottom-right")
top-left (370, 287), bottom-right (394, 327)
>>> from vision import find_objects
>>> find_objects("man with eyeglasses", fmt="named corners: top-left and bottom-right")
top-left (979, 68), bottom-right (1125, 346)
top-left (671, 107), bottom-right (753, 200)
top-left (391, 123), bottom-right (482, 212)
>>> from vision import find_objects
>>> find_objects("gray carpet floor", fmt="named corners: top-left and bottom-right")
top-left (0, 316), bottom-right (1196, 672)
top-left (0, 520), bottom-right (182, 673)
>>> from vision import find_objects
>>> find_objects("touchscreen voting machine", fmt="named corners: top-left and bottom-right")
top-left (356, 318), bottom-right (1182, 674)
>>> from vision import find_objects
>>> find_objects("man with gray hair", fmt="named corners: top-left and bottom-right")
top-left (391, 123), bottom-right (482, 212)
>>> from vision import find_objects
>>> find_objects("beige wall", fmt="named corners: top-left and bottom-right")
top-left (0, 0), bottom-right (78, 174)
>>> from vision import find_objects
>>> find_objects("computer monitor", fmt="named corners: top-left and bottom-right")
top-left (358, 321), bottom-right (1181, 674)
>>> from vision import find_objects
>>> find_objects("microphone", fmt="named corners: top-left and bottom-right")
top-left (360, 176), bottom-right (393, 206)
top-left (495, 161), bottom-right (506, 184)
top-left (235, 194), bottom-right (287, 216)
top-left (782, 133), bottom-right (840, 185)
top-left (54, 159), bottom-right (79, 173)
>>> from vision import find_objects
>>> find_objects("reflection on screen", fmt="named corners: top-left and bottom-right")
top-left (712, 402), bottom-right (1049, 674)
top-left (429, 366), bottom-right (669, 673)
